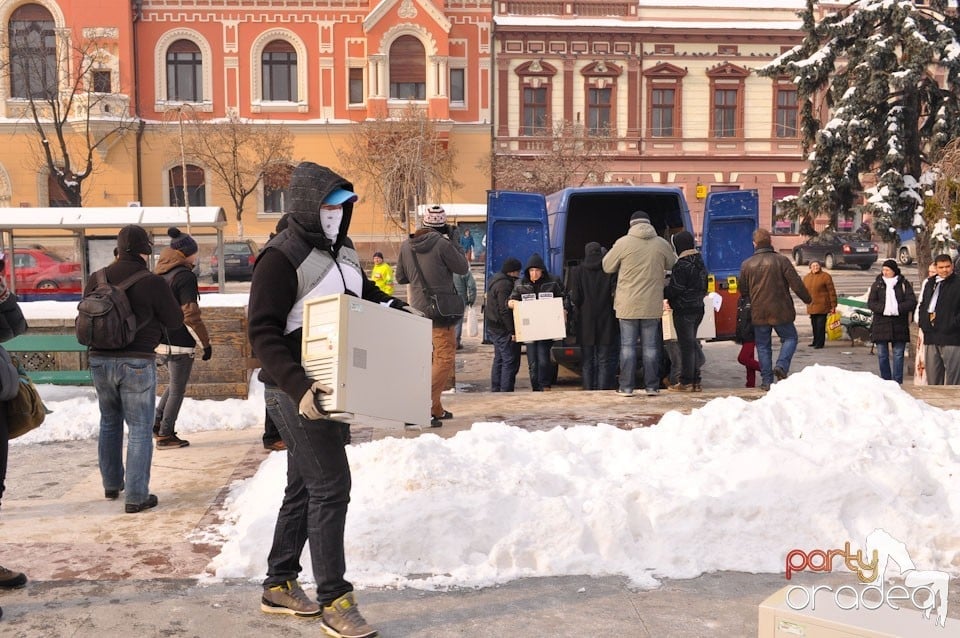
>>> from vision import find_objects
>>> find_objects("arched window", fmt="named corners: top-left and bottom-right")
top-left (8, 4), bottom-right (57, 99)
top-left (389, 35), bottom-right (425, 100)
top-left (169, 165), bottom-right (206, 207)
top-left (262, 40), bottom-right (297, 102)
top-left (166, 39), bottom-right (202, 102)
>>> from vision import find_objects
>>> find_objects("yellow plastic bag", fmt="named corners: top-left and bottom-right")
top-left (826, 311), bottom-right (843, 341)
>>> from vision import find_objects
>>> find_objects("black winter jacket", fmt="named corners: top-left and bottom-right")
top-left (249, 207), bottom-right (402, 401)
top-left (919, 273), bottom-right (960, 346)
top-left (0, 281), bottom-right (27, 343)
top-left (867, 274), bottom-right (916, 344)
top-left (84, 253), bottom-right (184, 359)
top-left (484, 272), bottom-right (518, 335)
top-left (665, 250), bottom-right (707, 314)
top-left (567, 246), bottom-right (618, 346)
top-left (510, 253), bottom-right (564, 301)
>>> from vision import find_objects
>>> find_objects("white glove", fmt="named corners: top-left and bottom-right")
top-left (299, 381), bottom-right (333, 420)
top-left (403, 305), bottom-right (427, 318)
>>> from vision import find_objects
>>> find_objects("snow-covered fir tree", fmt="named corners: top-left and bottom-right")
top-left (758, 0), bottom-right (960, 236)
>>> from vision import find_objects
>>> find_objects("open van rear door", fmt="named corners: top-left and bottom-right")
top-left (485, 190), bottom-right (549, 290)
top-left (700, 189), bottom-right (759, 339)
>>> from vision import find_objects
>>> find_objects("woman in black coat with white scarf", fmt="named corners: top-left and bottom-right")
top-left (867, 259), bottom-right (917, 384)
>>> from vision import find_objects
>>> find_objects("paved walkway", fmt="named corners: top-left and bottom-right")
top-left (1, 325), bottom-right (957, 636)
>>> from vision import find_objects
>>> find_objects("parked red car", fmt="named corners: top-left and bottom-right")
top-left (3, 247), bottom-right (82, 294)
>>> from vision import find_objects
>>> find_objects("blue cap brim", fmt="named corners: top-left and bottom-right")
top-left (323, 188), bottom-right (359, 205)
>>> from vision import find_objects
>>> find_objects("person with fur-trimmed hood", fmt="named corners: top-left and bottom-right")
top-left (153, 227), bottom-right (211, 450)
top-left (249, 161), bottom-right (414, 638)
top-left (508, 253), bottom-right (565, 391)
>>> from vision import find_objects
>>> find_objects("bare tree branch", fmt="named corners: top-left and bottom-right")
top-left (174, 111), bottom-right (294, 237)
top-left (0, 29), bottom-right (135, 206)
top-left (338, 105), bottom-right (462, 236)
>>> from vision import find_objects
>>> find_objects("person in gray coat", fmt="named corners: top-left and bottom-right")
top-left (395, 206), bottom-right (469, 426)
top-left (602, 210), bottom-right (677, 396)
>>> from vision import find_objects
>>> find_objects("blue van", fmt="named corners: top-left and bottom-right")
top-left (485, 186), bottom-right (758, 376)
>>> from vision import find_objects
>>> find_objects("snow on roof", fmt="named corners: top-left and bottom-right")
top-left (0, 206), bottom-right (226, 230)
top-left (493, 17), bottom-right (802, 30)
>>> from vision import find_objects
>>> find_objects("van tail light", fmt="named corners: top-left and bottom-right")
top-left (842, 245), bottom-right (851, 254)
top-left (248, 255), bottom-right (256, 265)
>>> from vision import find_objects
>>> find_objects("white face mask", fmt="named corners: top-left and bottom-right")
top-left (319, 206), bottom-right (343, 241)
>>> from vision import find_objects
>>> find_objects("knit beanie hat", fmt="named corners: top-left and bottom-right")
top-left (501, 257), bottom-right (522, 274)
top-left (671, 230), bottom-right (695, 254)
top-left (117, 224), bottom-right (153, 256)
top-left (881, 259), bottom-right (900, 276)
top-left (629, 210), bottom-right (651, 226)
top-left (167, 227), bottom-right (198, 257)
top-left (422, 205), bottom-right (447, 228)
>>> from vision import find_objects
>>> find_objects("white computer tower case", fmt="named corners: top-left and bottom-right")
top-left (301, 294), bottom-right (432, 426)
top-left (513, 297), bottom-right (566, 342)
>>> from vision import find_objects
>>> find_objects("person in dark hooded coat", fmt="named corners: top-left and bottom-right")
top-left (664, 231), bottom-right (708, 391)
top-left (568, 242), bottom-right (618, 390)
top-left (868, 259), bottom-right (917, 384)
top-left (248, 161), bottom-right (414, 637)
top-left (509, 253), bottom-right (565, 391)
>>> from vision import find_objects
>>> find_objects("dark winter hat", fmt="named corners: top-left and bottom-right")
top-left (373, 251), bottom-right (384, 259)
top-left (629, 210), bottom-right (651, 226)
top-left (501, 257), bottom-right (522, 274)
top-left (167, 227), bottom-right (198, 257)
top-left (584, 242), bottom-right (603, 257)
top-left (422, 205), bottom-right (447, 229)
top-left (882, 259), bottom-right (901, 276)
top-left (117, 224), bottom-right (153, 256)
top-left (671, 230), bottom-right (695, 254)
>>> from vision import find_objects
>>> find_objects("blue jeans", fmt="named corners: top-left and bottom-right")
top-left (490, 330), bottom-right (520, 392)
top-left (582, 344), bottom-right (618, 390)
top-left (674, 309), bottom-right (704, 385)
top-left (156, 353), bottom-right (194, 436)
top-left (753, 322), bottom-right (798, 386)
top-left (876, 341), bottom-right (906, 384)
top-left (618, 318), bottom-right (661, 393)
top-left (90, 356), bottom-right (157, 505)
top-left (526, 339), bottom-right (554, 390)
top-left (263, 385), bottom-right (352, 606)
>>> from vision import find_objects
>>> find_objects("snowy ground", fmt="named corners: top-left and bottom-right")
top-left (20, 366), bottom-right (960, 591)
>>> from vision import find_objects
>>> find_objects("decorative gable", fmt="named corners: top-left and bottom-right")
top-left (364, 0), bottom-right (451, 34)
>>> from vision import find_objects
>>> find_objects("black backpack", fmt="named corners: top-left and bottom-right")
top-left (75, 268), bottom-right (152, 350)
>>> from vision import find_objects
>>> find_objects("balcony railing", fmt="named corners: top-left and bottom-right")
top-left (500, 1), bottom-right (634, 17)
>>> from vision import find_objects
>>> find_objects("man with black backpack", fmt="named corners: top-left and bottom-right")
top-left (81, 225), bottom-right (183, 513)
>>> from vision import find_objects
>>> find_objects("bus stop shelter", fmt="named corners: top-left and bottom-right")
top-left (0, 207), bottom-right (228, 299)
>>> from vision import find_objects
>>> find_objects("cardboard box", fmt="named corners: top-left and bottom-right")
top-left (758, 585), bottom-right (946, 638)
top-left (513, 296), bottom-right (566, 342)
top-left (301, 294), bottom-right (431, 426)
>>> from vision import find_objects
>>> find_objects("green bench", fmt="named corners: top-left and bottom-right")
top-left (4, 334), bottom-right (93, 385)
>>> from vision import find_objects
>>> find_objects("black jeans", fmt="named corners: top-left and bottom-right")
top-left (263, 407), bottom-right (281, 446)
top-left (810, 314), bottom-right (827, 348)
top-left (674, 309), bottom-right (704, 385)
top-left (263, 385), bottom-right (352, 605)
